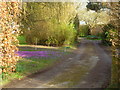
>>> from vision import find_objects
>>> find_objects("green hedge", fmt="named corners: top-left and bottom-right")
top-left (78, 25), bottom-right (90, 37)
top-left (25, 23), bottom-right (77, 46)
top-left (17, 35), bottom-right (27, 45)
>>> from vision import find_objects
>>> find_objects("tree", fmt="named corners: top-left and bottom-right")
top-left (21, 2), bottom-right (79, 46)
top-left (86, 2), bottom-right (102, 12)
top-left (78, 7), bottom-right (110, 36)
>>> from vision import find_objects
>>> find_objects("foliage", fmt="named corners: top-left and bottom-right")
top-left (86, 2), bottom-right (102, 12)
top-left (17, 35), bottom-right (27, 45)
top-left (21, 2), bottom-right (78, 46)
top-left (46, 23), bottom-right (77, 46)
top-left (78, 25), bottom-right (90, 37)
top-left (24, 22), bottom-right (76, 46)
top-left (105, 2), bottom-right (120, 88)
top-left (0, 2), bottom-right (21, 77)
top-left (101, 24), bottom-right (115, 46)
top-left (78, 8), bottom-right (110, 28)
top-left (111, 3), bottom-right (120, 88)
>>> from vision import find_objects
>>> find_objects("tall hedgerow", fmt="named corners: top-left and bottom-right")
top-left (0, 2), bottom-right (21, 77)
top-left (104, 2), bottom-right (120, 88)
top-left (110, 2), bottom-right (120, 88)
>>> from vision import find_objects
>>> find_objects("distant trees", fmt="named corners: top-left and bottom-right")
top-left (86, 2), bottom-right (102, 12)
top-left (78, 4), bottom-right (110, 36)
top-left (21, 2), bottom-right (79, 46)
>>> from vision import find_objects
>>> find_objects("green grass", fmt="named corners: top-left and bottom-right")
top-left (17, 35), bottom-right (27, 45)
top-left (16, 58), bottom-right (56, 75)
top-left (86, 35), bottom-right (102, 40)
top-left (1, 57), bottom-right (57, 85)
top-left (19, 49), bottom-right (45, 51)
top-left (105, 83), bottom-right (119, 89)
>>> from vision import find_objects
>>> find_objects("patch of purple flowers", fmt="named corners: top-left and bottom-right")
top-left (17, 51), bottom-right (64, 58)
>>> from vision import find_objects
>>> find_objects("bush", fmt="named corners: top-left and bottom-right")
top-left (78, 25), bottom-right (90, 37)
top-left (101, 24), bottom-right (115, 46)
top-left (25, 22), bottom-right (77, 46)
top-left (17, 35), bottom-right (27, 45)
top-left (21, 3), bottom-right (78, 47)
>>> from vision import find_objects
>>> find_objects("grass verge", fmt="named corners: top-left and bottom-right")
top-left (1, 55), bottom-right (58, 86)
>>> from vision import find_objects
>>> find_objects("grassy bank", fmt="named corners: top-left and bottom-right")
top-left (1, 48), bottom-right (70, 86)
top-left (2, 58), bottom-right (57, 85)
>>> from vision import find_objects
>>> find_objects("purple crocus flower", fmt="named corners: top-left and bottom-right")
top-left (17, 51), bottom-right (64, 58)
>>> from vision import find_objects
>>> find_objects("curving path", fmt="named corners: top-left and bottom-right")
top-left (3, 39), bottom-right (112, 88)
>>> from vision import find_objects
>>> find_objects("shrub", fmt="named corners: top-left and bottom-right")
top-left (101, 24), bottom-right (115, 46)
top-left (21, 2), bottom-right (78, 47)
top-left (25, 22), bottom-right (76, 46)
top-left (17, 35), bottom-right (27, 45)
top-left (78, 25), bottom-right (90, 37)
